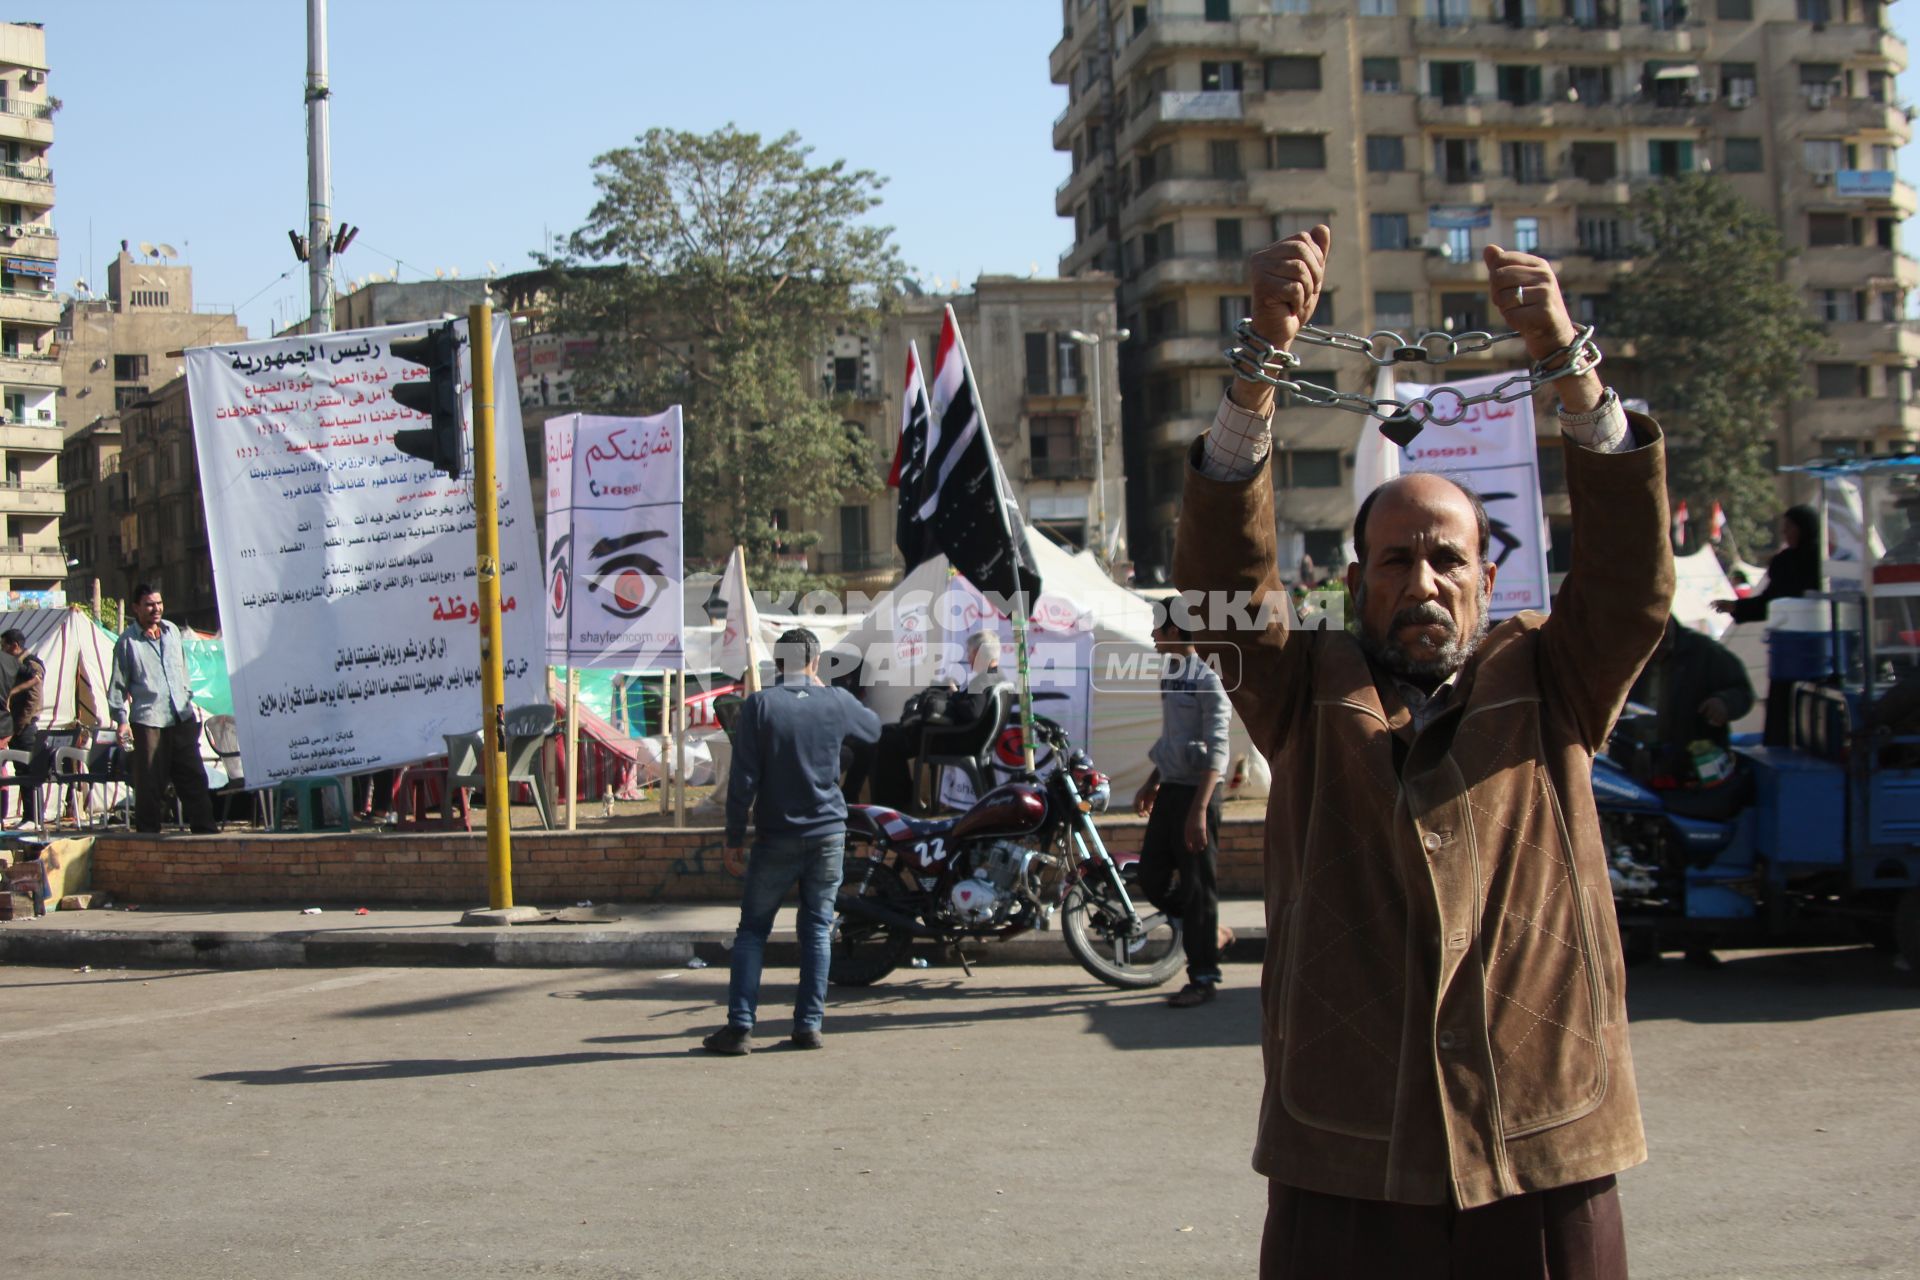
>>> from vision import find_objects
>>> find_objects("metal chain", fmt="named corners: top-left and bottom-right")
top-left (1293, 323), bottom-right (1523, 367)
top-left (1225, 319), bottom-right (1602, 429)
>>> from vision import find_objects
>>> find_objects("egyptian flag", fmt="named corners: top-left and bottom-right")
top-left (1673, 499), bottom-right (1690, 549)
top-left (920, 305), bottom-right (1043, 602)
top-left (889, 342), bottom-right (935, 570)
top-left (1709, 502), bottom-right (1726, 544)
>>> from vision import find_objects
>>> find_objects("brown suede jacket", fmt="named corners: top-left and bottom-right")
top-left (1174, 412), bottom-right (1673, 1210)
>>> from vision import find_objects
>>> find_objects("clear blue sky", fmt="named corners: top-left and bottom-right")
top-left (44, 0), bottom-right (1072, 338)
top-left (41, 2), bottom-right (1920, 339)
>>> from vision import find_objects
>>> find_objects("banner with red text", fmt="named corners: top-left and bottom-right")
top-left (546, 410), bottom-right (685, 671)
top-left (185, 317), bottom-right (543, 782)
top-left (1393, 372), bottom-right (1551, 617)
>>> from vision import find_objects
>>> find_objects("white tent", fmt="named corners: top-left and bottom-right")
top-left (830, 530), bottom-right (1271, 798)
top-left (0, 608), bottom-right (117, 728)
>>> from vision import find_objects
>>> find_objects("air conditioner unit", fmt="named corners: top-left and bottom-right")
top-left (1694, 86), bottom-right (1718, 104)
top-left (1813, 171), bottom-right (1834, 186)
top-left (20, 69), bottom-right (42, 87)
top-left (1808, 88), bottom-right (1832, 110)
top-left (1728, 90), bottom-right (1752, 109)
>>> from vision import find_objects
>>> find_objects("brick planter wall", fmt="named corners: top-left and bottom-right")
top-left (85, 815), bottom-right (1265, 906)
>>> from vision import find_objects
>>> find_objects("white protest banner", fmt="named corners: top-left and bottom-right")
top-left (1395, 372), bottom-right (1551, 617)
top-left (186, 317), bottom-right (543, 783)
top-left (555, 410), bottom-right (685, 671)
top-left (543, 414), bottom-right (576, 664)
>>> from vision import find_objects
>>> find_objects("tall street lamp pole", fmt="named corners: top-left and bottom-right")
top-left (1067, 327), bottom-right (1128, 570)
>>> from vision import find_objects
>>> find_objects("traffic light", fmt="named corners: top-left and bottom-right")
top-left (391, 320), bottom-right (465, 479)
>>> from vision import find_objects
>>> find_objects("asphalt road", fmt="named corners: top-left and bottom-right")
top-left (1, 947), bottom-right (1915, 1279)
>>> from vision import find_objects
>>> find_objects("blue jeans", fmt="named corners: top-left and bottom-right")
top-left (726, 833), bottom-right (846, 1033)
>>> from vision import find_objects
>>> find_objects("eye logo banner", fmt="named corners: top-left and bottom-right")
top-left (544, 410), bottom-right (685, 670)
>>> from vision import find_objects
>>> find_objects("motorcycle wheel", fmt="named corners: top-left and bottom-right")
top-left (1061, 876), bottom-right (1184, 989)
top-left (829, 856), bottom-right (914, 988)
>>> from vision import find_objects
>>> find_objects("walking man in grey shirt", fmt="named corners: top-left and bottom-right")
top-left (1133, 614), bottom-right (1233, 1007)
top-left (107, 583), bottom-right (216, 834)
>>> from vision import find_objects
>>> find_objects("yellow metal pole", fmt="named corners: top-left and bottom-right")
top-left (470, 302), bottom-right (514, 910)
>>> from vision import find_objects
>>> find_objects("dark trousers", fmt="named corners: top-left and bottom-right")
top-left (1262, 1176), bottom-right (1627, 1279)
top-left (871, 722), bottom-right (924, 810)
top-left (3, 721), bottom-right (40, 822)
top-left (130, 719), bottom-right (214, 833)
top-left (1136, 781), bottom-right (1222, 984)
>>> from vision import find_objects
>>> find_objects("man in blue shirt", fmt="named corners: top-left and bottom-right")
top-left (704, 627), bottom-right (881, 1055)
top-left (107, 583), bottom-right (216, 835)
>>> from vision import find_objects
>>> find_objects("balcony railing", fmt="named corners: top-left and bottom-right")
top-left (0, 99), bottom-right (52, 120)
top-left (0, 161), bottom-right (52, 184)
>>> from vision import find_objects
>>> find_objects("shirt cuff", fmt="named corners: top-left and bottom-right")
top-left (1198, 392), bottom-right (1274, 481)
top-left (1556, 386), bottom-right (1630, 454)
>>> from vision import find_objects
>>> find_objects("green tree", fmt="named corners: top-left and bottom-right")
top-left (1609, 174), bottom-right (1827, 554)
top-left (539, 125), bottom-right (905, 589)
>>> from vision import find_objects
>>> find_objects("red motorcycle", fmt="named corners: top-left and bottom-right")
top-left (831, 719), bottom-right (1184, 989)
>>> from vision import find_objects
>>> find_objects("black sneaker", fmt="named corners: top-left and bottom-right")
top-left (701, 1025), bottom-right (753, 1055)
top-left (1168, 981), bottom-right (1217, 1008)
top-left (789, 1028), bottom-right (825, 1050)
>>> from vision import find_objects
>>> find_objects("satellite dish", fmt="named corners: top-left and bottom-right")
top-left (449, 267), bottom-right (460, 279)
top-left (73, 278), bottom-right (88, 293)
top-left (433, 267), bottom-right (446, 279)
top-left (485, 260), bottom-right (499, 277)
top-left (138, 241), bottom-right (157, 258)
top-left (157, 243), bottom-right (178, 259)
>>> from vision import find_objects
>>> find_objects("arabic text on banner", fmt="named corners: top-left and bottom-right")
top-left (546, 410), bottom-right (685, 670)
top-left (1395, 372), bottom-right (1552, 618)
top-left (185, 318), bottom-right (543, 783)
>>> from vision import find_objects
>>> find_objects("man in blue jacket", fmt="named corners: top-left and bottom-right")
top-left (705, 627), bottom-right (882, 1055)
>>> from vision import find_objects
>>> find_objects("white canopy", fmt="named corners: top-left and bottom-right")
top-left (0, 608), bottom-right (118, 728)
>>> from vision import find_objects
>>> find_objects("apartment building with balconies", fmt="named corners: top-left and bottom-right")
top-left (1051, 0), bottom-right (1911, 581)
top-left (0, 22), bottom-right (60, 599)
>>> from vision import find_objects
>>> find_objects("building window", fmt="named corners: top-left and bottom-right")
top-left (1799, 62), bottom-right (1841, 93)
top-left (1647, 139), bottom-right (1694, 177)
top-left (1209, 139), bottom-right (1243, 178)
top-left (128, 290), bottom-right (170, 308)
top-left (1512, 216), bottom-right (1541, 254)
top-left (1310, 293), bottom-right (1334, 327)
top-left (1025, 332), bottom-right (1051, 395)
top-left (1056, 335), bottom-right (1084, 394)
top-left (1201, 60), bottom-right (1243, 91)
top-left (1495, 65), bottom-right (1543, 106)
top-left (1815, 363), bottom-right (1867, 398)
top-left (1204, 0), bottom-right (1230, 19)
top-left (1807, 212), bottom-right (1855, 247)
top-left (1433, 137), bottom-right (1481, 182)
top-left (1366, 135), bottom-right (1406, 172)
top-left (1358, 0), bottom-right (1397, 13)
top-left (832, 357), bottom-right (859, 394)
top-left (1444, 226), bottom-right (1475, 263)
top-left (1817, 289), bottom-right (1861, 323)
top-left (1720, 61), bottom-right (1756, 99)
top-left (1145, 299), bottom-right (1180, 342)
top-left (1568, 141), bottom-right (1617, 182)
top-left (1796, 0), bottom-right (1833, 20)
top-left (114, 387), bottom-right (144, 410)
top-left (1267, 134), bottom-right (1327, 169)
top-left (1218, 295), bottom-right (1250, 334)
top-left (1724, 136), bottom-right (1764, 172)
top-left (1716, 0), bottom-right (1752, 17)
top-left (1265, 56), bottom-right (1321, 92)
top-left (1374, 290), bottom-right (1415, 332)
top-left (112, 354), bottom-right (149, 381)
top-left (1429, 61), bottom-right (1475, 104)
top-left (1371, 213), bottom-right (1412, 250)
top-left (1361, 57), bottom-right (1400, 93)
top-left (1803, 138), bottom-right (1845, 174)
top-left (1029, 414), bottom-right (1081, 480)
top-left (1288, 450), bottom-right (1342, 488)
top-left (1569, 64), bottom-right (1613, 104)
top-left (1215, 218), bottom-right (1244, 260)
top-left (1500, 140), bottom-right (1549, 184)
top-left (1440, 291), bottom-right (1487, 332)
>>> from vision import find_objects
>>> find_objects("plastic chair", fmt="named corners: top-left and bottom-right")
top-left (270, 776), bottom-right (353, 832)
top-left (445, 703), bottom-right (558, 830)
top-left (48, 741), bottom-right (132, 830)
top-left (201, 714), bottom-right (271, 828)
top-left (393, 758), bottom-right (470, 831)
top-left (914, 682), bottom-right (1017, 807)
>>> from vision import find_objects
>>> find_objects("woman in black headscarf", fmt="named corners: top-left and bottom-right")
top-left (1712, 504), bottom-right (1821, 744)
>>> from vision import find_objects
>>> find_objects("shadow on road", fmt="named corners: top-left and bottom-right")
top-left (200, 1048), bottom-right (694, 1085)
top-left (332, 975), bottom-right (561, 1020)
top-left (1627, 945), bottom-right (1919, 1025)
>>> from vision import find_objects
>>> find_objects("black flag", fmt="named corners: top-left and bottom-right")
top-left (888, 341), bottom-right (935, 570)
top-left (921, 305), bottom-right (1043, 602)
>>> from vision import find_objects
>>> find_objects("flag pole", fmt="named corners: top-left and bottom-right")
top-left (564, 665), bottom-right (579, 831)
top-left (1013, 592), bottom-right (1037, 774)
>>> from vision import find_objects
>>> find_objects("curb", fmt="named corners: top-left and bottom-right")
top-left (0, 925), bottom-right (1269, 972)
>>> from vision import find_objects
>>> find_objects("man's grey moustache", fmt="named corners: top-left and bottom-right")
top-left (1391, 604), bottom-right (1453, 631)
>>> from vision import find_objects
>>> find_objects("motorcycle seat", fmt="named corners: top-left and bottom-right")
top-left (848, 804), bottom-right (958, 843)
top-left (1656, 766), bottom-right (1755, 824)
